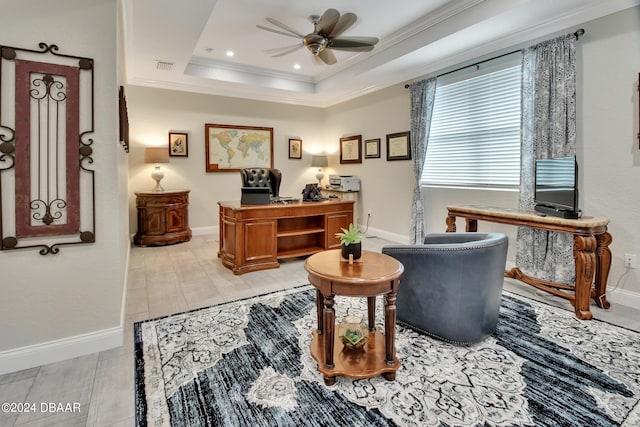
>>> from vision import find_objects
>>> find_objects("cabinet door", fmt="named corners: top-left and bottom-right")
top-left (243, 220), bottom-right (277, 262)
top-left (166, 207), bottom-right (186, 233)
top-left (141, 207), bottom-right (166, 235)
top-left (326, 213), bottom-right (352, 249)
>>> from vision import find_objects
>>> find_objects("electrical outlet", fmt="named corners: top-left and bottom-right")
top-left (367, 209), bottom-right (372, 216)
top-left (624, 253), bottom-right (637, 269)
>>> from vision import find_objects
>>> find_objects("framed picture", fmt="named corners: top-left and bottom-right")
top-left (339, 135), bottom-right (362, 164)
top-left (386, 131), bottom-right (411, 161)
top-left (288, 138), bottom-right (302, 159)
top-left (205, 124), bottom-right (273, 172)
top-left (364, 138), bottom-right (380, 159)
top-left (118, 86), bottom-right (129, 153)
top-left (169, 132), bottom-right (188, 157)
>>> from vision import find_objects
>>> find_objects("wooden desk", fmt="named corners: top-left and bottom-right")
top-left (446, 204), bottom-right (612, 320)
top-left (218, 199), bottom-right (354, 275)
top-left (304, 250), bottom-right (404, 386)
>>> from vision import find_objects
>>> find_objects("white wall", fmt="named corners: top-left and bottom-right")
top-left (126, 86), bottom-right (326, 232)
top-left (578, 6), bottom-right (640, 302)
top-left (324, 86), bottom-right (414, 236)
top-left (125, 7), bottom-right (640, 308)
top-left (0, 0), bottom-right (129, 373)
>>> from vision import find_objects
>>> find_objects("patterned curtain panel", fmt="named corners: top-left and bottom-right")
top-left (409, 78), bottom-right (437, 244)
top-left (516, 34), bottom-right (577, 283)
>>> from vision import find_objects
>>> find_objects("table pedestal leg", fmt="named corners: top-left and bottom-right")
top-left (315, 290), bottom-right (323, 334)
top-left (594, 232), bottom-right (612, 309)
top-left (465, 219), bottom-right (478, 232)
top-left (322, 293), bottom-right (336, 385)
top-left (446, 215), bottom-right (456, 232)
top-left (367, 296), bottom-right (376, 332)
top-left (383, 290), bottom-right (397, 381)
top-left (574, 235), bottom-right (597, 320)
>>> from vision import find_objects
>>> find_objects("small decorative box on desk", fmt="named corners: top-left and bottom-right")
top-left (134, 190), bottom-right (192, 246)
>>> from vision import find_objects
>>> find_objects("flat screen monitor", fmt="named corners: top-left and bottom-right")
top-left (534, 156), bottom-right (579, 217)
top-left (240, 187), bottom-right (271, 205)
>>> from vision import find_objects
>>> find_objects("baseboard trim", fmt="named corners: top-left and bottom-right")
top-left (362, 226), bottom-right (410, 244)
top-left (606, 287), bottom-right (640, 309)
top-left (192, 225), bottom-right (217, 236)
top-left (0, 326), bottom-right (123, 375)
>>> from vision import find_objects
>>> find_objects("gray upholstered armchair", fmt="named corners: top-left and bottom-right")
top-left (240, 168), bottom-right (282, 199)
top-left (382, 232), bottom-right (508, 344)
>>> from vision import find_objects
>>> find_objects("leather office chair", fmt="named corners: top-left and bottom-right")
top-left (240, 168), bottom-right (281, 199)
top-left (382, 232), bottom-right (508, 344)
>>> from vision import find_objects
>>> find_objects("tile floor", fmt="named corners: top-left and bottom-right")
top-left (0, 234), bottom-right (638, 426)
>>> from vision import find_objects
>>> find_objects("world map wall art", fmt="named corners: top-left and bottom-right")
top-left (204, 123), bottom-right (273, 172)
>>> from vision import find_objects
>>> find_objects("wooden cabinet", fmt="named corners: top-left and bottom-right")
top-left (218, 200), bottom-right (354, 275)
top-left (134, 190), bottom-right (192, 246)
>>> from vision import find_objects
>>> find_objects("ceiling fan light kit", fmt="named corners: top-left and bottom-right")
top-left (257, 8), bottom-right (379, 65)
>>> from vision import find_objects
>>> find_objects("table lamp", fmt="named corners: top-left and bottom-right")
top-left (311, 154), bottom-right (328, 187)
top-left (144, 146), bottom-right (170, 191)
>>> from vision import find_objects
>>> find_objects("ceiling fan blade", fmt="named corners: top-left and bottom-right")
top-left (317, 48), bottom-right (337, 65)
top-left (256, 25), bottom-right (301, 40)
top-left (328, 12), bottom-right (357, 38)
top-left (265, 17), bottom-right (304, 37)
top-left (265, 43), bottom-right (302, 54)
top-left (266, 44), bottom-right (304, 57)
top-left (329, 37), bottom-right (379, 52)
top-left (315, 8), bottom-right (340, 36)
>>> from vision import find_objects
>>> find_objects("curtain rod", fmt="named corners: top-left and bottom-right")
top-left (404, 28), bottom-right (585, 88)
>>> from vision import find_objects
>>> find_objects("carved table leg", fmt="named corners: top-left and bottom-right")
top-left (367, 296), bottom-right (376, 332)
top-left (446, 214), bottom-right (456, 232)
top-left (573, 235), bottom-right (597, 320)
top-left (322, 293), bottom-right (335, 372)
top-left (465, 218), bottom-right (478, 232)
top-left (594, 232), bottom-right (612, 309)
top-left (315, 289), bottom-right (323, 334)
top-left (384, 290), bottom-right (397, 366)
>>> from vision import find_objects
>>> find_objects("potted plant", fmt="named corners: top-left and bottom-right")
top-left (336, 223), bottom-right (362, 261)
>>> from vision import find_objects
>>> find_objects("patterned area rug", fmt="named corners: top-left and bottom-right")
top-left (134, 285), bottom-right (640, 426)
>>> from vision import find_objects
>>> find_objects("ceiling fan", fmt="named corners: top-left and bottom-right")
top-left (256, 8), bottom-right (379, 65)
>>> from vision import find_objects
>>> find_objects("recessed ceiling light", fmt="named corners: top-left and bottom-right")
top-left (226, 50), bottom-right (235, 57)
top-left (293, 64), bottom-right (301, 70)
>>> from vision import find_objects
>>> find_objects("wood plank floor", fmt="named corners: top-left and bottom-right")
top-left (0, 234), bottom-right (637, 426)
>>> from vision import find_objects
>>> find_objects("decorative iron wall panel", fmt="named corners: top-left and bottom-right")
top-left (0, 42), bottom-right (95, 254)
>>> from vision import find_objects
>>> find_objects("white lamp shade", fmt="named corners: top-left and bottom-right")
top-left (144, 147), bottom-right (169, 164)
top-left (311, 155), bottom-right (328, 168)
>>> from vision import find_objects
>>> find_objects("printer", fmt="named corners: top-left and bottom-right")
top-left (328, 175), bottom-right (360, 192)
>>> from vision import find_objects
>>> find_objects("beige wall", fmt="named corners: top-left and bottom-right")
top-left (0, 0), bottom-right (129, 373)
top-left (126, 87), bottom-right (327, 231)
top-left (578, 6), bottom-right (640, 303)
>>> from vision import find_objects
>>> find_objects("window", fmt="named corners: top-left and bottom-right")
top-left (421, 64), bottom-right (521, 190)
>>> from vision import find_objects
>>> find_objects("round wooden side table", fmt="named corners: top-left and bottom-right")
top-left (304, 249), bottom-right (404, 386)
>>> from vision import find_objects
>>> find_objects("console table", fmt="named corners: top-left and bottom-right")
top-left (446, 205), bottom-right (612, 320)
top-left (304, 250), bottom-right (403, 385)
top-left (134, 190), bottom-right (192, 246)
top-left (218, 199), bottom-right (354, 275)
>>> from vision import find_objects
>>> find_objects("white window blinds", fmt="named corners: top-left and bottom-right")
top-left (421, 64), bottom-right (521, 189)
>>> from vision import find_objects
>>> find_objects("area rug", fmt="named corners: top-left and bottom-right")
top-left (134, 285), bottom-right (640, 426)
